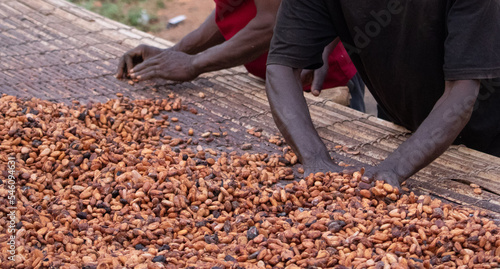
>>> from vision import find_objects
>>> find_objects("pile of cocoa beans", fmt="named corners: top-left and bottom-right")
top-left (0, 94), bottom-right (499, 269)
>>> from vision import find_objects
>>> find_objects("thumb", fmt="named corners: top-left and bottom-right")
top-left (311, 71), bottom-right (326, 96)
top-left (311, 89), bottom-right (321, 96)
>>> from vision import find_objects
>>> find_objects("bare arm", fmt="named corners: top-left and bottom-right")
top-left (191, 0), bottom-right (281, 74)
top-left (364, 80), bottom-right (480, 187)
top-left (172, 10), bottom-right (225, 55)
top-left (266, 64), bottom-right (343, 176)
top-left (267, 63), bottom-right (480, 184)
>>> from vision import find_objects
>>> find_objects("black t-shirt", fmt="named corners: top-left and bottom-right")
top-left (267, 0), bottom-right (500, 156)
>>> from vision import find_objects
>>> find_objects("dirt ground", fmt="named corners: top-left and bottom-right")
top-left (154, 0), bottom-right (215, 43)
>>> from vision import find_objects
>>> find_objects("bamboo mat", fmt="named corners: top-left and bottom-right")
top-left (1, 0), bottom-right (499, 220)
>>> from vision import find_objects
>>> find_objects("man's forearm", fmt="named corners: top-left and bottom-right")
top-left (172, 11), bottom-right (225, 55)
top-left (377, 80), bottom-right (480, 181)
top-left (191, 17), bottom-right (274, 74)
top-left (266, 65), bottom-right (332, 167)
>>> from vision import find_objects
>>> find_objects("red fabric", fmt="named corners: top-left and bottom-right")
top-left (214, 0), bottom-right (356, 89)
top-left (317, 42), bottom-right (357, 90)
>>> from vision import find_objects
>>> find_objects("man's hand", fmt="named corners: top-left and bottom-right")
top-left (303, 158), bottom-right (345, 178)
top-left (300, 39), bottom-right (340, 96)
top-left (361, 168), bottom-right (402, 190)
top-left (301, 64), bottom-right (329, 96)
top-left (128, 50), bottom-right (198, 82)
top-left (116, 45), bottom-right (164, 79)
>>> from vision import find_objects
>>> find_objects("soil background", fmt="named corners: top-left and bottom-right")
top-left (154, 0), bottom-right (215, 43)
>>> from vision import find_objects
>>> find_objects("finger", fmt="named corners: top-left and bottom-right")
top-left (130, 61), bottom-right (145, 74)
top-left (117, 47), bottom-right (145, 78)
top-left (131, 57), bottom-right (159, 74)
top-left (311, 71), bottom-right (326, 96)
top-left (125, 55), bottom-right (135, 76)
top-left (116, 56), bottom-right (126, 78)
top-left (132, 67), bottom-right (159, 81)
top-left (119, 47), bottom-right (145, 74)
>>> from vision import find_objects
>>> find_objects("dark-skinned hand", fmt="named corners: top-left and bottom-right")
top-left (303, 158), bottom-right (359, 179)
top-left (116, 44), bottom-right (164, 79)
top-left (130, 49), bottom-right (199, 82)
top-left (361, 167), bottom-right (402, 190)
top-left (300, 62), bottom-right (329, 96)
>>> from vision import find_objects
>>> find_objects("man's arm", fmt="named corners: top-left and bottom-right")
top-left (190, 0), bottom-right (281, 74)
top-left (171, 11), bottom-right (225, 55)
top-left (268, 64), bottom-right (480, 184)
top-left (363, 80), bottom-right (480, 187)
top-left (128, 0), bottom-right (281, 81)
top-left (266, 64), bottom-right (343, 176)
